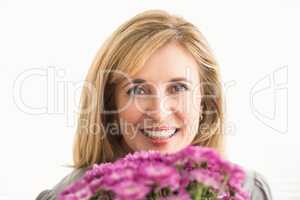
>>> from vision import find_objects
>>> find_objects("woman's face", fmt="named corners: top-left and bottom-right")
top-left (114, 42), bottom-right (202, 154)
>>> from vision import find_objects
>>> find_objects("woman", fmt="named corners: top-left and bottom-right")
top-left (36, 10), bottom-right (273, 200)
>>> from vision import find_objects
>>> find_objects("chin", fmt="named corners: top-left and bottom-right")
top-left (148, 143), bottom-right (181, 154)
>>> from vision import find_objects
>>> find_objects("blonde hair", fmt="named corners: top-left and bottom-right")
top-left (72, 9), bottom-right (225, 169)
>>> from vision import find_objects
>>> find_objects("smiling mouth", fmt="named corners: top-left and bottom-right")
top-left (139, 128), bottom-right (180, 139)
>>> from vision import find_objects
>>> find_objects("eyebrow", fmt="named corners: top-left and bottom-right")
top-left (121, 77), bottom-right (193, 89)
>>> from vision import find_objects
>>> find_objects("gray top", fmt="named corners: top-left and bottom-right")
top-left (36, 167), bottom-right (273, 200)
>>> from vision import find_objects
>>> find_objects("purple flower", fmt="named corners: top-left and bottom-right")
top-left (101, 165), bottom-right (135, 186)
top-left (138, 162), bottom-right (180, 190)
top-left (189, 168), bottom-right (222, 190)
top-left (109, 179), bottom-right (150, 200)
top-left (59, 145), bottom-right (250, 200)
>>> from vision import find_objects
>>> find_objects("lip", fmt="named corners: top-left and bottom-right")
top-left (140, 128), bottom-right (180, 145)
top-left (148, 135), bottom-right (175, 144)
top-left (142, 126), bottom-right (177, 131)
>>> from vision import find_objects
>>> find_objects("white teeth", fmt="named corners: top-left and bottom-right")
top-left (141, 129), bottom-right (177, 139)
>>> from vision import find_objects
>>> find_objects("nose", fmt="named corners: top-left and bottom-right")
top-left (144, 92), bottom-right (173, 122)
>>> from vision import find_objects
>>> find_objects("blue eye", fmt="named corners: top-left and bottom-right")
top-left (126, 83), bottom-right (188, 96)
top-left (170, 83), bottom-right (189, 93)
top-left (126, 86), bottom-right (147, 96)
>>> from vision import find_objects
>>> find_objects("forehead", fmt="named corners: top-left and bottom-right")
top-left (120, 42), bottom-right (200, 86)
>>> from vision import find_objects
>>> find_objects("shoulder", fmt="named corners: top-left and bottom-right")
top-left (35, 167), bottom-right (89, 200)
top-left (242, 169), bottom-right (273, 200)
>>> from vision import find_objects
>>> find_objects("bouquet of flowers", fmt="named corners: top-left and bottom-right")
top-left (59, 145), bottom-right (250, 200)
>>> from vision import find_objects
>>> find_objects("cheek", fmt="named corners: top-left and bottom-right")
top-left (115, 94), bottom-right (140, 138)
top-left (174, 93), bottom-right (201, 120)
top-left (177, 111), bottom-right (199, 131)
top-left (179, 112), bottom-right (200, 144)
top-left (177, 91), bottom-right (200, 110)
top-left (118, 103), bottom-right (144, 141)
top-left (175, 96), bottom-right (201, 140)
top-left (119, 103), bottom-right (142, 124)
top-left (116, 93), bottom-right (142, 123)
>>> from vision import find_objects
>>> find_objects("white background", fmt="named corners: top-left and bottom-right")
top-left (0, 0), bottom-right (299, 199)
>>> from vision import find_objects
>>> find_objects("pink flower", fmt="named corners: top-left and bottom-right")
top-left (138, 162), bottom-right (180, 190)
top-left (59, 145), bottom-right (250, 200)
top-left (109, 179), bottom-right (150, 200)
